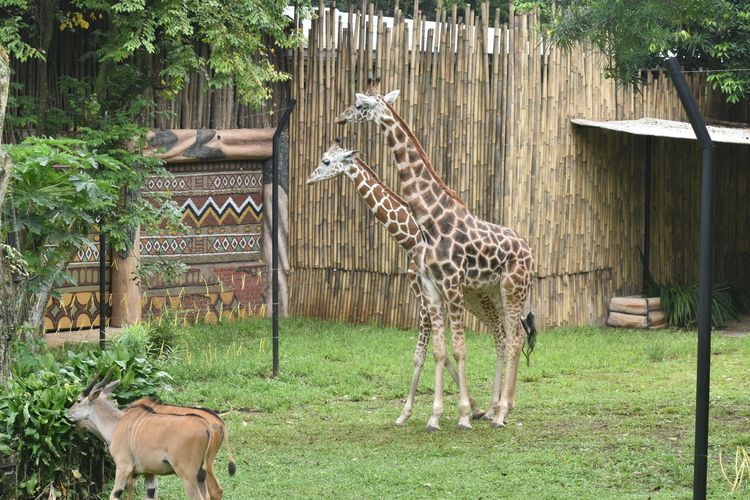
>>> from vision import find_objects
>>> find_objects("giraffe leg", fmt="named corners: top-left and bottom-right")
top-left (443, 356), bottom-right (484, 419)
top-left (492, 327), bottom-right (523, 428)
top-left (492, 289), bottom-right (527, 428)
top-left (397, 265), bottom-right (433, 426)
top-left (485, 328), bottom-right (506, 421)
top-left (445, 286), bottom-right (473, 430)
top-left (396, 289), bottom-right (430, 426)
top-left (422, 277), bottom-right (446, 432)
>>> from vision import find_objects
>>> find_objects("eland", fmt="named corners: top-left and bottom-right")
top-left (67, 372), bottom-right (214, 500)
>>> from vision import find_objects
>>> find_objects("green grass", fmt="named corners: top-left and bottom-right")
top-left (119, 318), bottom-right (750, 499)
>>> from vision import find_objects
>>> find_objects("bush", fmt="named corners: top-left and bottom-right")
top-left (115, 324), bottom-right (152, 358)
top-left (656, 282), bottom-right (739, 328)
top-left (0, 341), bottom-right (171, 499)
top-left (145, 306), bottom-right (185, 358)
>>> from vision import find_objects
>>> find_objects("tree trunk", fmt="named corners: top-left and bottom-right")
top-left (23, 258), bottom-right (68, 342)
top-left (0, 47), bottom-right (23, 380)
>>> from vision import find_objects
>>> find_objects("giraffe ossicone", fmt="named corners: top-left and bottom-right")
top-left (337, 82), bottom-right (537, 431)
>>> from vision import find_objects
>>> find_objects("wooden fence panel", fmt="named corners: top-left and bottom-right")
top-left (288, 5), bottom-right (750, 329)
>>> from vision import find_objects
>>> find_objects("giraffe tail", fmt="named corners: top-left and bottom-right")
top-left (521, 311), bottom-right (537, 367)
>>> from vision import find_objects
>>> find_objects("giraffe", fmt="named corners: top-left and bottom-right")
top-left (336, 80), bottom-right (537, 430)
top-left (306, 139), bottom-right (485, 425)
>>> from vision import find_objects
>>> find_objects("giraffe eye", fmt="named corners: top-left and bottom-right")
top-left (354, 104), bottom-right (362, 110)
top-left (323, 159), bottom-right (330, 166)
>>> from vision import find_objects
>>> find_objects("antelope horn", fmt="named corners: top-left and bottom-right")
top-left (91, 367), bottom-right (115, 393)
top-left (80, 371), bottom-right (102, 397)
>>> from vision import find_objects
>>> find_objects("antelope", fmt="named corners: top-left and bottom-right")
top-left (125, 397), bottom-right (236, 500)
top-left (67, 373), bottom-right (214, 500)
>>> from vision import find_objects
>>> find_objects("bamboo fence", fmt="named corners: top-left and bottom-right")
top-left (6, 3), bottom-right (749, 328)
top-left (289, 3), bottom-right (750, 329)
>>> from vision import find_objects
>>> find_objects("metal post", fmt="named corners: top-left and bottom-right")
top-left (98, 229), bottom-right (106, 349)
top-left (271, 100), bottom-right (296, 378)
top-left (665, 56), bottom-right (715, 500)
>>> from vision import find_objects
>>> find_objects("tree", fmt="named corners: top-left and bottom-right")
top-left (0, 1), bottom-right (305, 343)
top-left (1, 0), bottom-right (308, 133)
top-left (542, 0), bottom-right (750, 103)
top-left (0, 47), bottom-right (27, 380)
top-left (5, 127), bottom-right (184, 337)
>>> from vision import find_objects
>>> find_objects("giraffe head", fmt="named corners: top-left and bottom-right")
top-left (306, 139), bottom-right (360, 184)
top-left (336, 78), bottom-right (400, 125)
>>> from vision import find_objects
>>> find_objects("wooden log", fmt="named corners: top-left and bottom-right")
top-left (648, 310), bottom-right (666, 327)
top-left (646, 297), bottom-right (661, 311)
top-left (609, 296), bottom-right (648, 315)
top-left (606, 311), bottom-right (648, 329)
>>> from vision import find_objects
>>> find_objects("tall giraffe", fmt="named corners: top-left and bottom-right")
top-left (336, 80), bottom-right (537, 430)
top-left (306, 140), bottom-right (485, 425)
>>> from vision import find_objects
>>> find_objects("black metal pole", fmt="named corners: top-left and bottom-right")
top-left (643, 136), bottom-right (652, 289)
top-left (665, 57), bottom-right (715, 500)
top-left (271, 100), bottom-right (296, 378)
top-left (98, 228), bottom-right (106, 350)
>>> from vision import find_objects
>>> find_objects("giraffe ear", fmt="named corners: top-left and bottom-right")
top-left (383, 90), bottom-right (400, 104)
top-left (343, 150), bottom-right (359, 159)
top-left (355, 93), bottom-right (378, 107)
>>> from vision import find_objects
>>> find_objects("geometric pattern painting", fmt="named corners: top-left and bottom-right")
top-left (45, 161), bottom-right (268, 331)
top-left (140, 161), bottom-right (266, 323)
top-left (44, 233), bottom-right (112, 331)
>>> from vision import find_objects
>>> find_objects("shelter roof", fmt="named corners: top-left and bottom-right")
top-left (571, 117), bottom-right (750, 145)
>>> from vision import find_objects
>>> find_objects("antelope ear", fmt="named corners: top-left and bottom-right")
top-left (102, 380), bottom-right (121, 395)
top-left (383, 90), bottom-right (400, 104)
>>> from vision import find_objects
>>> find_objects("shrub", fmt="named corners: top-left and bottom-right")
top-left (0, 341), bottom-right (171, 499)
top-left (657, 282), bottom-right (739, 328)
top-left (146, 306), bottom-right (185, 358)
top-left (115, 323), bottom-right (152, 358)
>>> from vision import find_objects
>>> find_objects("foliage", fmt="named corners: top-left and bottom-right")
top-left (114, 324), bottom-right (152, 359)
top-left (145, 306), bottom-right (185, 359)
top-left (1, 0), bottom-right (310, 130)
top-left (653, 282), bottom-right (739, 328)
top-left (543, 0), bottom-right (750, 103)
top-left (0, 340), bottom-right (172, 499)
top-left (6, 136), bottom-right (123, 295)
top-left (134, 257), bottom-right (188, 289)
top-left (4, 125), bottom-right (184, 326)
top-left (117, 311), bottom-right (185, 360)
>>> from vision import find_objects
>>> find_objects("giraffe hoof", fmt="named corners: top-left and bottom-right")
top-left (491, 420), bottom-right (506, 429)
top-left (471, 411), bottom-right (486, 420)
top-left (457, 423), bottom-right (473, 431)
top-left (425, 423), bottom-right (441, 432)
top-left (394, 417), bottom-right (407, 427)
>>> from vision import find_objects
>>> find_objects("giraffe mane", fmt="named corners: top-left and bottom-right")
top-left (384, 102), bottom-right (466, 206)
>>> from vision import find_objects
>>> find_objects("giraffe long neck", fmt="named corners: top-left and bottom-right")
top-left (380, 106), bottom-right (466, 236)
top-left (346, 158), bottom-right (420, 251)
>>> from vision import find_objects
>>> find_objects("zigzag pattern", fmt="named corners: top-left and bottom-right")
top-left (181, 195), bottom-right (263, 226)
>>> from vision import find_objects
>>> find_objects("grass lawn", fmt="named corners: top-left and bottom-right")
top-left (123, 318), bottom-right (750, 499)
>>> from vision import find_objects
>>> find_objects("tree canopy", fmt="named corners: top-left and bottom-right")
top-left (542, 0), bottom-right (750, 103)
top-left (1, 0), bottom-right (308, 133)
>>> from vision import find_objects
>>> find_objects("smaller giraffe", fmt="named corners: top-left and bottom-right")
top-left (307, 140), bottom-right (484, 424)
